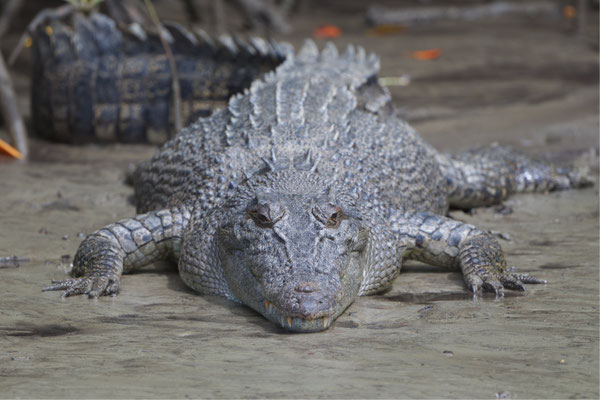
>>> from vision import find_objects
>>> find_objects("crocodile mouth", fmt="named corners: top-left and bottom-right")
top-left (263, 299), bottom-right (333, 332)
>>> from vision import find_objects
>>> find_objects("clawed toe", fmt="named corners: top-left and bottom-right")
top-left (43, 274), bottom-right (119, 298)
top-left (512, 273), bottom-right (546, 284)
top-left (105, 280), bottom-right (120, 296)
top-left (497, 274), bottom-right (524, 291)
top-left (43, 279), bottom-right (78, 292)
top-left (483, 279), bottom-right (505, 298)
top-left (466, 269), bottom-right (545, 298)
top-left (62, 278), bottom-right (93, 297)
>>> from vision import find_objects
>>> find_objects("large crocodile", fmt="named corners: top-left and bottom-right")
top-left (30, 11), bottom-right (288, 143)
top-left (44, 41), bottom-right (591, 332)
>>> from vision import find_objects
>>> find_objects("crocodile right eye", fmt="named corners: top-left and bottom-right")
top-left (312, 203), bottom-right (345, 228)
top-left (248, 204), bottom-right (275, 228)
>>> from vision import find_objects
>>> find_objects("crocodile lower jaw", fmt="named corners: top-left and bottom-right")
top-left (263, 299), bottom-right (334, 332)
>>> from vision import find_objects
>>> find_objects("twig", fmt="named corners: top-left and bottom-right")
top-left (8, 4), bottom-right (73, 66)
top-left (104, 0), bottom-right (149, 26)
top-left (0, 256), bottom-right (30, 268)
top-left (366, 1), bottom-right (558, 26)
top-left (0, 51), bottom-right (27, 158)
top-left (0, 0), bottom-right (24, 39)
top-left (143, 0), bottom-right (183, 134)
top-left (182, 0), bottom-right (201, 23)
top-left (233, 0), bottom-right (291, 34)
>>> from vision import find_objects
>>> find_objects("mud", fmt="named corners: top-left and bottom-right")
top-left (0, 4), bottom-right (598, 399)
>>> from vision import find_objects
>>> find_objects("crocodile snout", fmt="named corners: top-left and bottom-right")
top-left (297, 294), bottom-right (333, 319)
top-left (291, 282), bottom-right (335, 320)
top-left (294, 281), bottom-right (320, 293)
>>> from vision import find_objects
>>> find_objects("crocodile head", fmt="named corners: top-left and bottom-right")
top-left (217, 170), bottom-right (369, 332)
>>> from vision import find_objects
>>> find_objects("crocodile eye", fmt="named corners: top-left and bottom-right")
top-left (312, 204), bottom-right (345, 228)
top-left (248, 204), bottom-right (274, 228)
top-left (326, 205), bottom-right (344, 228)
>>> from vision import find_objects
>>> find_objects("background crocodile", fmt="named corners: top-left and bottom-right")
top-left (44, 40), bottom-right (591, 332)
top-left (30, 10), bottom-right (289, 143)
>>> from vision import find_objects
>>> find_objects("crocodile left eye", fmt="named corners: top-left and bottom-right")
top-left (248, 204), bottom-right (275, 228)
top-left (325, 205), bottom-right (344, 228)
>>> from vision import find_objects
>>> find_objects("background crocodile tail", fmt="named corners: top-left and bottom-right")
top-left (30, 11), bottom-right (292, 144)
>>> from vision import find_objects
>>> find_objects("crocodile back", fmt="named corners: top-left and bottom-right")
top-left (133, 41), bottom-right (448, 216)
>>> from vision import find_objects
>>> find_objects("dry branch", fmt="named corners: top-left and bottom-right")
top-left (0, 51), bottom-right (27, 158)
top-left (144, 0), bottom-right (183, 134)
top-left (0, 0), bottom-right (24, 39)
top-left (366, 1), bottom-right (559, 26)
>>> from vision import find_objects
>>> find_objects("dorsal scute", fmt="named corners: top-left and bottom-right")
top-left (225, 40), bottom-right (380, 148)
top-left (251, 169), bottom-right (331, 196)
top-left (271, 40), bottom-right (380, 91)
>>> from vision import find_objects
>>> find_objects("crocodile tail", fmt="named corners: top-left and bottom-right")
top-left (30, 9), bottom-right (291, 144)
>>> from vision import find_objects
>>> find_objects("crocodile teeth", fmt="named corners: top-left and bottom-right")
top-left (265, 300), bottom-right (276, 314)
top-left (265, 299), bottom-right (331, 330)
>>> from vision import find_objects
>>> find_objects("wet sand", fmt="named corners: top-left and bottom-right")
top-left (1, 5), bottom-right (598, 399)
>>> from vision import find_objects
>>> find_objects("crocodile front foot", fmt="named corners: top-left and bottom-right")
top-left (43, 272), bottom-right (121, 298)
top-left (43, 233), bottom-right (124, 298)
top-left (460, 235), bottom-right (546, 298)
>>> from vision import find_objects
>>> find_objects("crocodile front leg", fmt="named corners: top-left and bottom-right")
top-left (44, 206), bottom-right (191, 298)
top-left (398, 212), bottom-right (545, 296)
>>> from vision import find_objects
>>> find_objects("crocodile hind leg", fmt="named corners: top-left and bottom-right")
top-left (439, 143), bottom-right (592, 209)
top-left (43, 206), bottom-right (191, 298)
top-left (396, 211), bottom-right (545, 296)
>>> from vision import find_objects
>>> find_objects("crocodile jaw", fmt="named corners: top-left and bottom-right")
top-left (262, 299), bottom-right (336, 332)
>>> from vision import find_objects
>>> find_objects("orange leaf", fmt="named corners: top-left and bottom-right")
top-left (313, 24), bottom-right (341, 39)
top-left (411, 48), bottom-right (442, 61)
top-left (563, 5), bottom-right (576, 18)
top-left (0, 138), bottom-right (23, 159)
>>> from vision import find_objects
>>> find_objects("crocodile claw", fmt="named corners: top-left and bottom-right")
top-left (466, 269), bottom-right (544, 297)
top-left (43, 274), bottom-right (120, 298)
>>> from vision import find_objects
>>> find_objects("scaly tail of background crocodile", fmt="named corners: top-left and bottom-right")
top-left (30, 11), bottom-right (291, 144)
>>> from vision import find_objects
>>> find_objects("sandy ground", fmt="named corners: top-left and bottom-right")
top-left (0, 3), bottom-right (599, 399)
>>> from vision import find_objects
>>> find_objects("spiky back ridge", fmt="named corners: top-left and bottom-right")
top-left (135, 40), bottom-right (382, 210)
top-left (224, 40), bottom-right (380, 149)
top-left (134, 40), bottom-right (447, 223)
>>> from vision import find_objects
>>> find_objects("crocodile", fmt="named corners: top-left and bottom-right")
top-left (30, 10), bottom-right (289, 143)
top-left (44, 41), bottom-right (591, 332)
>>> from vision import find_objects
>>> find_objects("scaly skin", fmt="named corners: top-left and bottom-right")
top-left (45, 41), bottom-right (592, 332)
top-left (46, 207), bottom-right (191, 297)
top-left (30, 11), bottom-right (289, 143)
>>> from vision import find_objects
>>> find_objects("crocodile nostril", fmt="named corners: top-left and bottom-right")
top-left (294, 282), bottom-right (320, 293)
top-left (294, 293), bottom-right (333, 319)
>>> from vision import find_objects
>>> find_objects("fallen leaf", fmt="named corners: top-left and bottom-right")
top-left (412, 48), bottom-right (442, 61)
top-left (563, 5), bottom-right (576, 18)
top-left (0, 138), bottom-right (23, 159)
top-left (313, 24), bottom-right (341, 38)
